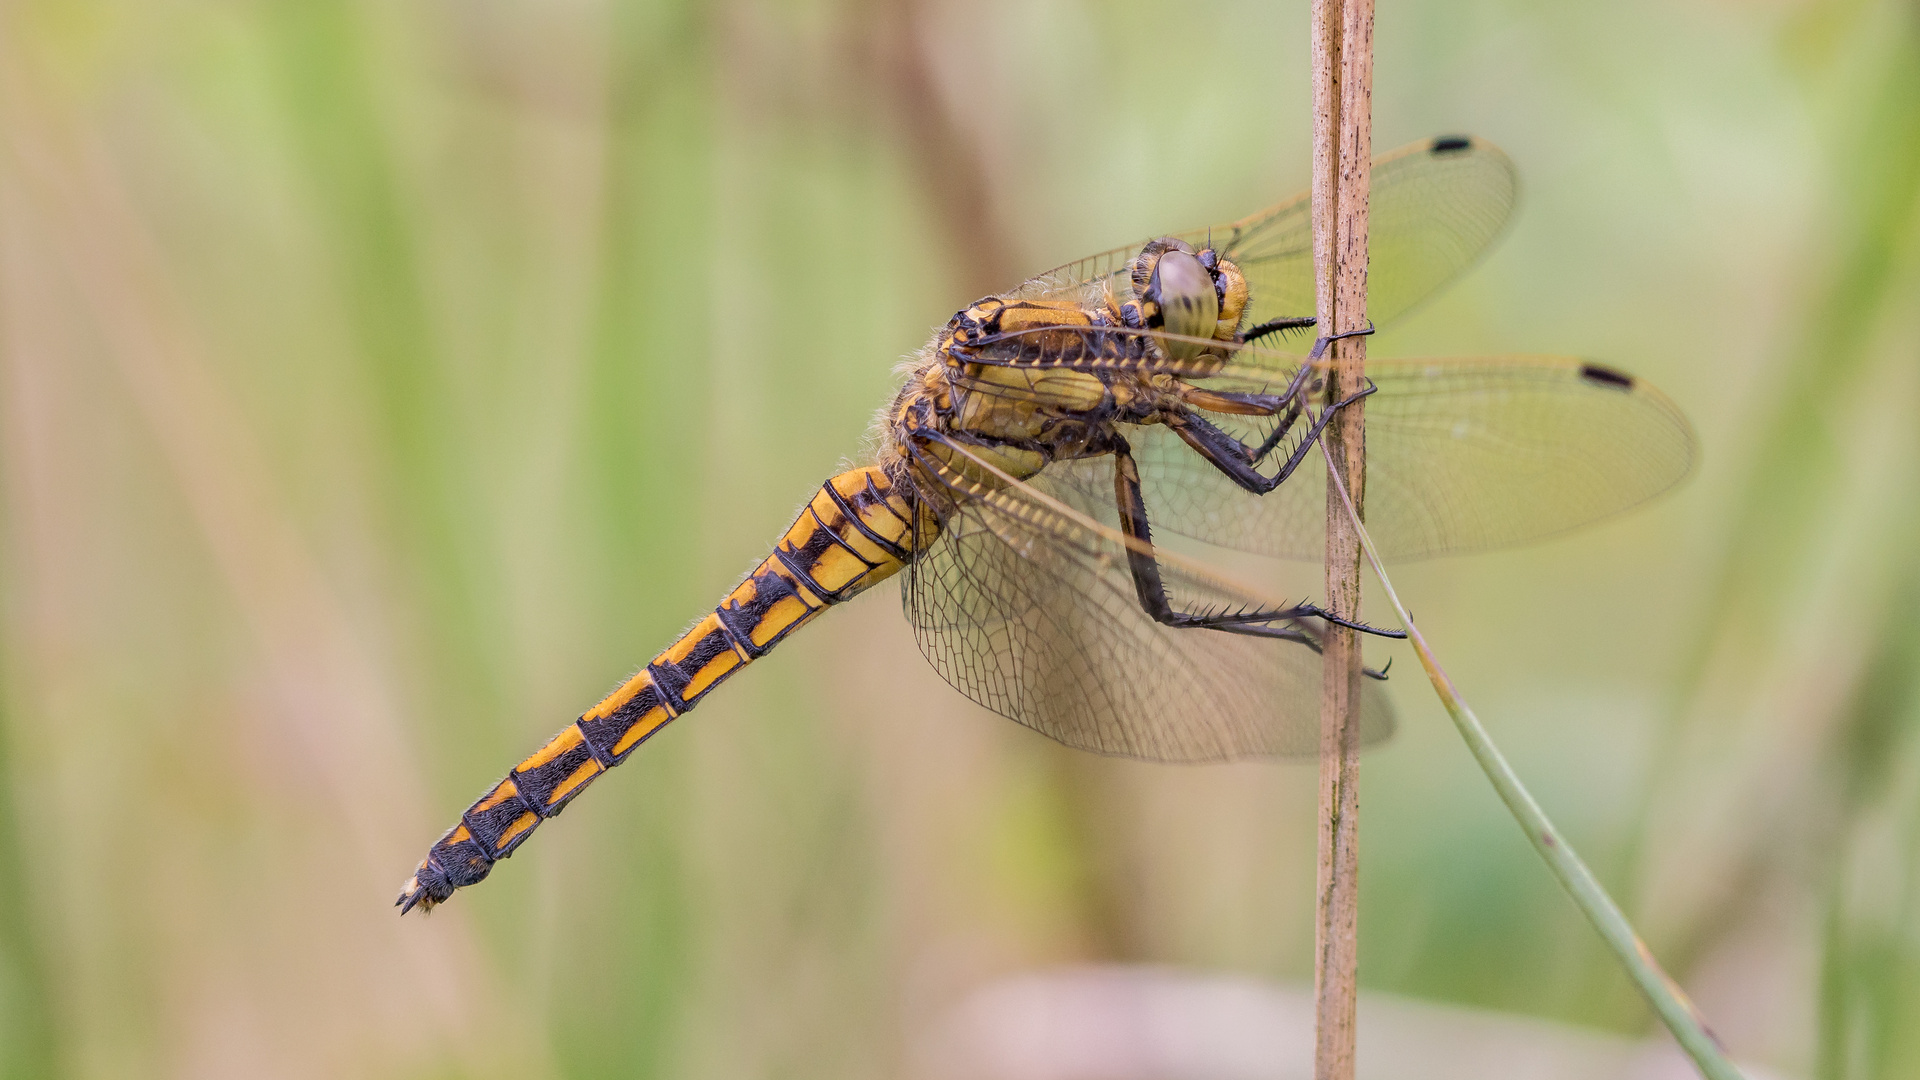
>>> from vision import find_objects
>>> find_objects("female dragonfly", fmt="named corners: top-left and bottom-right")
top-left (398, 135), bottom-right (1694, 914)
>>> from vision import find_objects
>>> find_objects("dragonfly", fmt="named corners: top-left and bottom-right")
top-left (398, 135), bottom-right (1695, 914)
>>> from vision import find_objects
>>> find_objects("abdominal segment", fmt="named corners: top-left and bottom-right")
top-left (397, 465), bottom-right (930, 913)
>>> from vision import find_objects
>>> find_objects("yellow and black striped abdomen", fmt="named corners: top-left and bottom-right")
top-left (397, 465), bottom-right (930, 913)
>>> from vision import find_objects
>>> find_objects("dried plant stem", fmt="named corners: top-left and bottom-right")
top-left (1311, 0), bottom-right (1372, 1076)
top-left (1320, 448), bottom-right (1746, 1080)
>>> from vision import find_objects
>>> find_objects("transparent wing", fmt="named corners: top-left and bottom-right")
top-left (1210, 136), bottom-right (1517, 329)
top-left (1085, 356), bottom-right (1695, 561)
top-left (901, 440), bottom-right (1394, 762)
top-left (1013, 135), bottom-right (1517, 329)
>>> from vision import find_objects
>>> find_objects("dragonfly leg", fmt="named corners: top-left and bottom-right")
top-left (1180, 386), bottom-right (1297, 417)
top-left (1172, 380), bottom-right (1377, 495)
top-left (1176, 360), bottom-right (1317, 466)
top-left (1242, 314), bottom-right (1317, 343)
top-left (1181, 356), bottom-right (1316, 420)
top-left (1110, 435), bottom-right (1404, 642)
top-left (1177, 323), bottom-right (1372, 458)
top-left (1239, 335), bottom-right (1371, 463)
top-left (1245, 391), bottom-right (1309, 464)
top-left (1306, 321), bottom-right (1376, 361)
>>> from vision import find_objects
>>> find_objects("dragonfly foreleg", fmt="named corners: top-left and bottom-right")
top-left (1229, 317), bottom-right (1375, 375)
top-left (1306, 321), bottom-right (1376, 361)
top-left (1196, 322), bottom-right (1376, 472)
top-left (1242, 314), bottom-right (1317, 343)
top-left (1239, 331), bottom-right (1372, 463)
top-left (1110, 435), bottom-right (1404, 641)
top-left (1185, 353), bottom-right (1318, 417)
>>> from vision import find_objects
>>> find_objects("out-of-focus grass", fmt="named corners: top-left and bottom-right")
top-left (0, 684), bottom-right (58, 1080)
top-left (1, 0), bottom-right (1917, 1077)
top-left (1622, 2), bottom-right (1920, 1076)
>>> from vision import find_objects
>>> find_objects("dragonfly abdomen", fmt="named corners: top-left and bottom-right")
top-left (397, 465), bottom-right (931, 914)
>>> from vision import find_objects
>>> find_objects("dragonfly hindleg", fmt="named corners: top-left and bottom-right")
top-left (1109, 436), bottom-right (1404, 641)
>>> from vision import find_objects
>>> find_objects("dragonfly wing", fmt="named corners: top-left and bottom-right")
top-left (901, 443), bottom-right (1393, 761)
top-left (1011, 136), bottom-right (1517, 329)
top-left (1009, 238), bottom-right (1137, 308)
top-left (1211, 135), bottom-right (1517, 329)
top-left (1128, 356), bottom-right (1697, 560)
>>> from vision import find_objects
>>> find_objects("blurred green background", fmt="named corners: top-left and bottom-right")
top-left (2, 0), bottom-right (1918, 1077)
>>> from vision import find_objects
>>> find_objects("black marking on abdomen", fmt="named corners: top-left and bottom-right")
top-left (861, 475), bottom-right (919, 554)
top-left (771, 547), bottom-right (826, 600)
top-left (825, 481), bottom-right (910, 561)
top-left (462, 786), bottom-right (540, 856)
top-left (716, 568), bottom-right (802, 658)
top-left (512, 735), bottom-right (597, 816)
top-left (578, 680), bottom-right (667, 765)
top-left (776, 519), bottom-right (881, 602)
top-left (671, 626), bottom-right (740, 705)
top-left (421, 826), bottom-right (493, 893)
top-left (1578, 363), bottom-right (1635, 390)
top-left (1432, 135), bottom-right (1471, 154)
top-left (795, 507), bottom-right (867, 566)
top-left (647, 660), bottom-right (693, 712)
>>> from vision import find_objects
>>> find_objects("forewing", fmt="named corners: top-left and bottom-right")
top-left (901, 443), bottom-right (1393, 761)
top-left (1118, 357), bottom-right (1696, 560)
top-left (1011, 136), bottom-right (1517, 329)
top-left (1213, 136), bottom-right (1517, 329)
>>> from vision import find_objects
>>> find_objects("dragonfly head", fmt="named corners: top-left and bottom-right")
top-left (1131, 238), bottom-right (1248, 359)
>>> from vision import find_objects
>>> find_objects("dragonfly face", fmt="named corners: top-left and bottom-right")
top-left (398, 135), bottom-right (1697, 915)
top-left (1146, 248), bottom-right (1220, 349)
top-left (1121, 237), bottom-right (1250, 358)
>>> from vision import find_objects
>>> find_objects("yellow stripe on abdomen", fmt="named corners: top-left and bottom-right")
top-left (397, 465), bottom-right (932, 913)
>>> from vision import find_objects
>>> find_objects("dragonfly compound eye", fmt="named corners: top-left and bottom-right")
top-left (1148, 249), bottom-right (1219, 358)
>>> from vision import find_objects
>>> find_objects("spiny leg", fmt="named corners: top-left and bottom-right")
top-left (1241, 323), bottom-right (1377, 464)
top-left (1108, 434), bottom-right (1403, 643)
top-left (1243, 315), bottom-right (1317, 344)
top-left (1174, 366), bottom-right (1323, 477)
top-left (1242, 323), bottom-right (1376, 463)
top-left (1243, 317), bottom-right (1373, 354)
top-left (1172, 379), bottom-right (1377, 495)
top-left (1178, 361), bottom-right (1317, 467)
top-left (1180, 322), bottom-right (1374, 470)
top-left (1306, 321), bottom-right (1376, 361)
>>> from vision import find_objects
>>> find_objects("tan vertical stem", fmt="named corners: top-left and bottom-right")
top-left (1310, 0), bottom-right (1372, 1076)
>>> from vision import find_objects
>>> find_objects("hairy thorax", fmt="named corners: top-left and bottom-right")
top-left (882, 298), bottom-right (1157, 490)
top-left (877, 238), bottom-right (1252, 504)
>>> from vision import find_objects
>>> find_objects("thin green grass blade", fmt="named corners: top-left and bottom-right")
top-left (0, 676), bottom-right (61, 1080)
top-left (1321, 445), bottom-right (1746, 1080)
